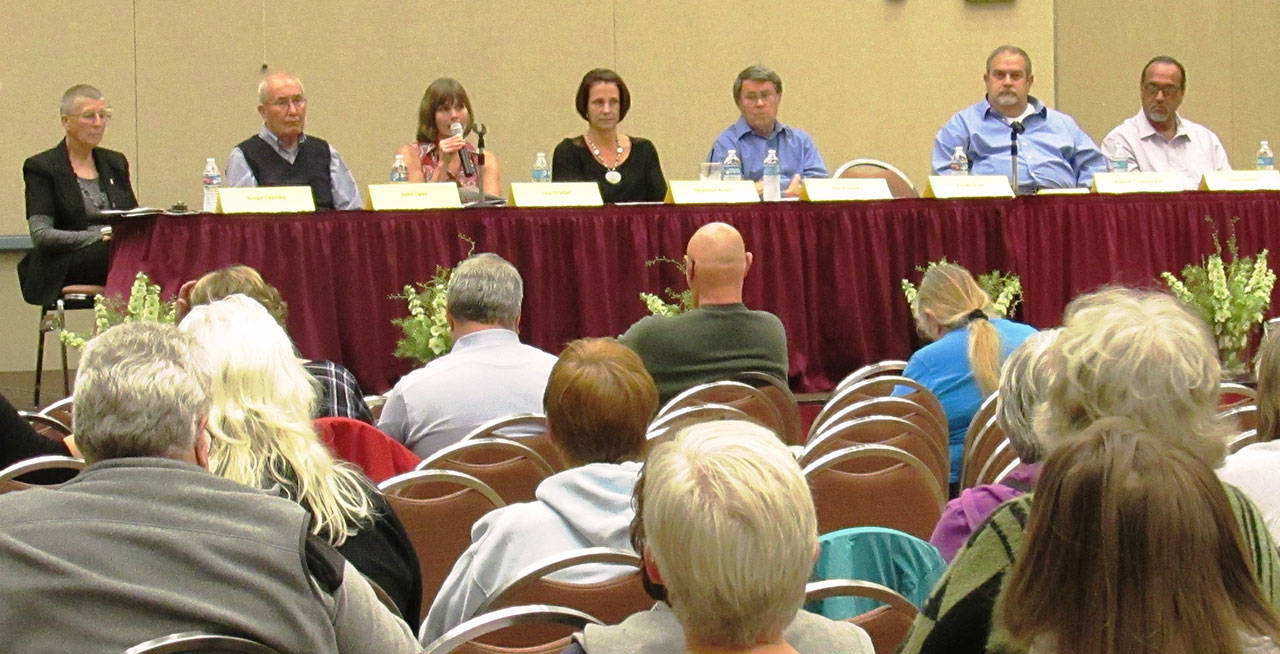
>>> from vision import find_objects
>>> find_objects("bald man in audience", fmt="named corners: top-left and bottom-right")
top-left (0, 322), bottom-right (418, 653)
top-left (620, 221), bottom-right (788, 405)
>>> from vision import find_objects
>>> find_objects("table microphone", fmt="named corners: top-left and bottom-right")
top-left (1009, 120), bottom-right (1025, 194)
top-left (450, 122), bottom-right (476, 177)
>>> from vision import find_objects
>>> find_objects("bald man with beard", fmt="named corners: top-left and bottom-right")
top-left (620, 222), bottom-right (788, 405)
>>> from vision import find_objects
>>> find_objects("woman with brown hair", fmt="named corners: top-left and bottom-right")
top-left (903, 262), bottom-right (1036, 490)
top-left (1000, 419), bottom-right (1280, 654)
top-left (396, 77), bottom-right (501, 196)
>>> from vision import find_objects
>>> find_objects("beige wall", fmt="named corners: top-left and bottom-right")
top-left (2, 0), bottom-right (1055, 372)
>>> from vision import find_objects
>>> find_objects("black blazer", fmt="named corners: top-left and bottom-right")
top-left (17, 140), bottom-right (137, 306)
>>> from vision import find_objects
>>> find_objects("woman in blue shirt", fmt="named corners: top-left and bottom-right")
top-left (903, 263), bottom-right (1036, 493)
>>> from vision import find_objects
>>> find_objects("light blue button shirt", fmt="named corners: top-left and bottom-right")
top-left (224, 125), bottom-right (364, 210)
top-left (708, 116), bottom-right (828, 187)
top-left (931, 97), bottom-right (1105, 192)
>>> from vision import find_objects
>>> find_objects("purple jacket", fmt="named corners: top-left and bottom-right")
top-left (929, 462), bottom-right (1042, 562)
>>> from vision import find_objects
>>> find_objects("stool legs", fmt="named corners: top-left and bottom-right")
top-left (57, 299), bottom-right (70, 398)
top-left (34, 307), bottom-right (48, 408)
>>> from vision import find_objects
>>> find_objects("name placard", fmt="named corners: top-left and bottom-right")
top-left (368, 183), bottom-right (463, 210)
top-left (801, 178), bottom-right (893, 202)
top-left (1035, 187), bottom-right (1092, 196)
top-left (1092, 172), bottom-right (1184, 194)
top-left (217, 186), bottom-right (315, 213)
top-left (509, 182), bottom-right (603, 207)
top-left (923, 175), bottom-right (1015, 199)
top-left (1200, 170), bottom-right (1280, 192)
top-left (665, 180), bottom-right (760, 204)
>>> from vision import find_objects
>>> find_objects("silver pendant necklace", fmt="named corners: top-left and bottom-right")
top-left (585, 133), bottom-right (624, 184)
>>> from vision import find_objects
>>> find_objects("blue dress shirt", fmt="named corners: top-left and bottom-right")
top-left (931, 97), bottom-right (1105, 192)
top-left (225, 126), bottom-right (364, 210)
top-left (708, 116), bottom-right (827, 189)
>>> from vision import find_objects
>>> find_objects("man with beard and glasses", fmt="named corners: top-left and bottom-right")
top-left (1102, 55), bottom-right (1230, 190)
top-left (932, 45), bottom-right (1104, 193)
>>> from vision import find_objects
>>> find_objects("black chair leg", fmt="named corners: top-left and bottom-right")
top-left (34, 307), bottom-right (48, 408)
top-left (57, 299), bottom-right (70, 397)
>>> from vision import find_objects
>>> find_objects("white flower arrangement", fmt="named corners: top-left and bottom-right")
top-left (900, 258), bottom-right (1023, 317)
top-left (639, 256), bottom-right (695, 316)
top-left (59, 272), bottom-right (176, 349)
top-left (391, 235), bottom-right (475, 365)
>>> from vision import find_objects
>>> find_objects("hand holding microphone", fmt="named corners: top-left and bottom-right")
top-left (449, 121), bottom-right (476, 177)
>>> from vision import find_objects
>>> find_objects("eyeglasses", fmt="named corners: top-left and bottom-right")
top-left (741, 91), bottom-right (776, 105)
top-left (268, 96), bottom-right (307, 109)
top-left (69, 109), bottom-right (113, 122)
top-left (1142, 83), bottom-right (1182, 97)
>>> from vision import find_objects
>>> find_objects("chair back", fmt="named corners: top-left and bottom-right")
top-left (802, 415), bottom-right (948, 490)
top-left (379, 469), bottom-right (506, 623)
top-left (38, 396), bottom-right (74, 432)
top-left (960, 414), bottom-right (1013, 490)
top-left (1220, 404), bottom-right (1259, 433)
top-left (314, 417), bottom-right (420, 484)
top-left (471, 548), bottom-right (647, 647)
top-left (831, 159), bottom-right (918, 199)
top-left (809, 397), bottom-right (948, 464)
top-left (657, 380), bottom-right (788, 442)
top-left (835, 360), bottom-right (909, 391)
top-left (807, 579), bottom-right (918, 654)
top-left (803, 444), bottom-right (945, 540)
top-left (421, 605), bottom-right (602, 654)
top-left (1229, 429), bottom-right (1260, 454)
top-left (809, 381), bottom-right (946, 444)
top-left (836, 377), bottom-right (946, 431)
top-left (19, 410), bottom-right (72, 443)
top-left (1219, 382), bottom-right (1257, 409)
top-left (416, 437), bottom-right (555, 505)
top-left (646, 403), bottom-right (755, 445)
top-left (0, 455), bottom-right (86, 493)
top-left (124, 631), bottom-right (280, 653)
top-left (809, 527), bottom-right (944, 618)
top-left (363, 394), bottom-right (387, 422)
top-left (460, 414), bottom-right (564, 472)
top-left (735, 372), bottom-right (804, 445)
top-left (962, 392), bottom-right (1000, 452)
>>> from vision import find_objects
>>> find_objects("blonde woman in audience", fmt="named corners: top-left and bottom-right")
top-left (1220, 327), bottom-right (1280, 541)
top-left (902, 288), bottom-right (1280, 654)
top-left (929, 328), bottom-right (1059, 561)
top-left (182, 264), bottom-right (374, 424)
top-left (179, 294), bottom-right (421, 622)
top-left (904, 262), bottom-right (1037, 492)
top-left (1000, 420), bottom-right (1280, 654)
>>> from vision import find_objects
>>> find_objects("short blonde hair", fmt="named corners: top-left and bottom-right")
top-left (641, 420), bottom-right (815, 647)
top-left (996, 328), bottom-right (1060, 462)
top-left (1036, 287), bottom-right (1228, 466)
top-left (1256, 328), bottom-right (1280, 443)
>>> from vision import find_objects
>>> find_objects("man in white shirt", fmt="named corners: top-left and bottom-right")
top-left (378, 253), bottom-right (556, 458)
top-left (1102, 56), bottom-right (1230, 190)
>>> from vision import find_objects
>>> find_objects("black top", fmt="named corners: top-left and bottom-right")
top-left (552, 136), bottom-right (667, 203)
top-left (18, 140), bottom-right (137, 306)
top-left (335, 490), bottom-right (423, 624)
top-left (237, 134), bottom-right (335, 209)
top-left (0, 392), bottom-right (73, 484)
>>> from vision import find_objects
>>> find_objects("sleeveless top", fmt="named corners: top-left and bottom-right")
top-left (415, 141), bottom-right (480, 189)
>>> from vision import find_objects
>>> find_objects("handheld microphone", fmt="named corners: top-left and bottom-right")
top-left (1009, 121), bottom-right (1024, 194)
top-left (450, 121), bottom-right (476, 177)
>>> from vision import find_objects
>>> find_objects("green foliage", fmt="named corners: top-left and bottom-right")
top-left (900, 258), bottom-right (1023, 317)
top-left (640, 256), bottom-right (695, 316)
top-left (1162, 219), bottom-right (1276, 374)
top-left (391, 235), bottom-right (476, 365)
top-left (58, 272), bottom-right (177, 349)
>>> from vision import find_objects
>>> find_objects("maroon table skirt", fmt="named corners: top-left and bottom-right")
top-left (106, 192), bottom-right (1280, 394)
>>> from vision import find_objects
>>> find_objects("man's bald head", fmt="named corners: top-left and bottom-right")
top-left (684, 222), bottom-right (752, 305)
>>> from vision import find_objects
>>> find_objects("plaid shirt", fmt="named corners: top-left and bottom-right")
top-left (303, 360), bottom-right (373, 424)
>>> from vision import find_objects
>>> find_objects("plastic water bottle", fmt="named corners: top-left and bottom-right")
top-left (722, 149), bottom-right (743, 181)
top-left (1109, 155), bottom-right (1129, 173)
top-left (1258, 141), bottom-right (1275, 170)
top-left (390, 154), bottom-right (409, 182)
top-left (532, 152), bottom-right (551, 182)
top-left (949, 146), bottom-right (969, 175)
top-left (201, 158), bottom-right (221, 213)
top-left (762, 149), bottom-right (781, 201)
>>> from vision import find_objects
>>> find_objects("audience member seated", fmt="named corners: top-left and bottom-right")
top-left (0, 391), bottom-right (72, 482)
top-left (932, 45), bottom-right (1104, 193)
top-left (1102, 55), bottom-right (1230, 190)
top-left (0, 322), bottom-right (418, 653)
top-left (552, 68), bottom-right (667, 203)
top-left (421, 337), bottom-right (657, 640)
top-left (18, 84), bottom-right (136, 307)
top-left (620, 222), bottom-right (788, 406)
top-left (569, 420), bottom-right (874, 653)
top-left (929, 329), bottom-right (1058, 561)
top-left (708, 65), bottom-right (827, 198)
top-left (1000, 421), bottom-right (1280, 653)
top-left (379, 253), bottom-right (557, 458)
top-left (1220, 328), bottom-right (1280, 541)
top-left (902, 263), bottom-right (1036, 493)
top-left (225, 72), bottom-right (363, 210)
top-left (902, 288), bottom-right (1280, 654)
top-left (182, 263), bottom-right (374, 423)
top-left (180, 295), bottom-right (422, 622)
top-left (395, 77), bottom-right (502, 197)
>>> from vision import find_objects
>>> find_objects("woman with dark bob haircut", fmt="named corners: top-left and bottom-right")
top-left (552, 68), bottom-right (667, 203)
top-left (395, 78), bottom-right (501, 196)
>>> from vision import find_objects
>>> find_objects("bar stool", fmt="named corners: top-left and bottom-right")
top-left (34, 284), bottom-right (103, 407)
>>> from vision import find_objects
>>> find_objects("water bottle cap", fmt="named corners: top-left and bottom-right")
top-left (206, 157), bottom-right (215, 163)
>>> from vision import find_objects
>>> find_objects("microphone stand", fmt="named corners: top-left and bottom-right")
top-left (473, 123), bottom-right (487, 197)
top-left (1009, 120), bottom-right (1025, 195)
